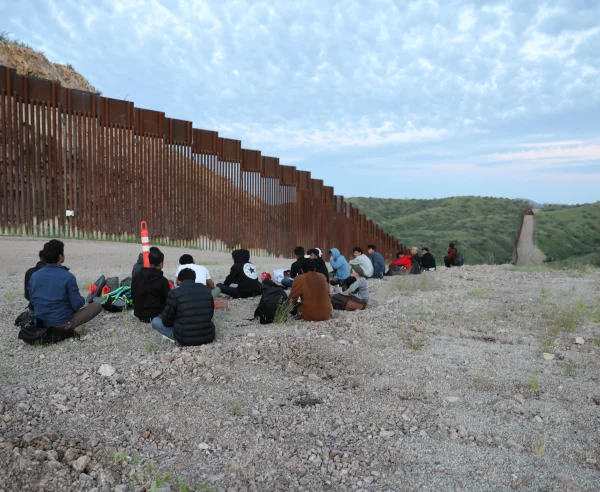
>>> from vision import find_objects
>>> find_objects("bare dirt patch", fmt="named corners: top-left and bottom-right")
top-left (1, 237), bottom-right (599, 491)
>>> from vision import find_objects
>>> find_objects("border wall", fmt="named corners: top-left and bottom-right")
top-left (0, 65), bottom-right (406, 259)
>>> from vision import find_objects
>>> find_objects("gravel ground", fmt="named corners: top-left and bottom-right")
top-left (1, 237), bottom-right (599, 492)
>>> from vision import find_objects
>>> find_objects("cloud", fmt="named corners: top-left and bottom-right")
top-left (520, 27), bottom-right (600, 61)
top-left (491, 142), bottom-right (600, 163)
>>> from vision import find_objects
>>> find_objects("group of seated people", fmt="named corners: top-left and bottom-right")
top-left (20, 238), bottom-right (459, 348)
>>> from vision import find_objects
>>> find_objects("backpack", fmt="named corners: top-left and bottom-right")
top-left (254, 284), bottom-right (289, 324)
top-left (96, 286), bottom-right (133, 312)
top-left (456, 254), bottom-right (465, 266)
top-left (15, 313), bottom-right (50, 344)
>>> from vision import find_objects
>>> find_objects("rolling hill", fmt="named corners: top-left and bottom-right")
top-left (349, 196), bottom-right (600, 266)
top-left (534, 202), bottom-right (600, 264)
top-left (347, 196), bottom-right (529, 264)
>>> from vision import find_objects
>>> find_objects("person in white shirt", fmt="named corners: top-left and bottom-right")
top-left (176, 254), bottom-right (221, 298)
top-left (348, 247), bottom-right (374, 278)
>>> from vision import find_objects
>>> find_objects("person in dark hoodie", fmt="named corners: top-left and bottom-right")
top-left (151, 268), bottom-right (215, 345)
top-left (216, 249), bottom-right (262, 298)
top-left (132, 253), bottom-right (144, 279)
top-left (421, 248), bottom-right (437, 271)
top-left (131, 247), bottom-right (171, 322)
top-left (308, 248), bottom-right (329, 282)
top-left (24, 250), bottom-right (46, 311)
top-left (409, 247), bottom-right (422, 275)
top-left (281, 246), bottom-right (305, 288)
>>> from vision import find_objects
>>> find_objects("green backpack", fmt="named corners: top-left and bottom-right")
top-left (95, 286), bottom-right (133, 312)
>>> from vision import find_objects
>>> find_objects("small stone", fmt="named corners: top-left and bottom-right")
top-left (534, 415), bottom-right (543, 423)
top-left (457, 426), bottom-right (467, 437)
top-left (542, 353), bottom-right (555, 360)
top-left (574, 337), bottom-right (584, 345)
top-left (204, 372), bottom-right (214, 382)
top-left (556, 474), bottom-right (578, 491)
top-left (63, 448), bottom-right (79, 463)
top-left (506, 439), bottom-right (523, 452)
top-left (198, 443), bottom-right (209, 450)
top-left (513, 394), bottom-right (525, 405)
top-left (286, 361), bottom-right (302, 374)
top-left (308, 373), bottom-right (321, 381)
top-left (97, 365), bottom-right (116, 377)
top-left (379, 430), bottom-right (395, 439)
top-left (72, 455), bottom-right (90, 472)
top-left (151, 370), bottom-right (162, 380)
top-left (445, 397), bottom-right (460, 403)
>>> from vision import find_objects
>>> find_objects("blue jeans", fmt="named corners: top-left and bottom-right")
top-left (281, 277), bottom-right (293, 288)
top-left (151, 317), bottom-right (175, 340)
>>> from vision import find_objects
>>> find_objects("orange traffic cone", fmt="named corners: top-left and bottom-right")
top-left (140, 221), bottom-right (150, 268)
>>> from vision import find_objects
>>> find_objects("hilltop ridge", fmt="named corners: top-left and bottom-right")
top-left (0, 32), bottom-right (99, 93)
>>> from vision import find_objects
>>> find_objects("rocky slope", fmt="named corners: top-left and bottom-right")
top-left (0, 39), bottom-right (97, 93)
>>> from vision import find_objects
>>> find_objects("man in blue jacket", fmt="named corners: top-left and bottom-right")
top-left (328, 248), bottom-right (351, 285)
top-left (27, 239), bottom-right (102, 343)
top-left (367, 244), bottom-right (386, 279)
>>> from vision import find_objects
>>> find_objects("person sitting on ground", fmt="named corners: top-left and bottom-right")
top-left (131, 247), bottom-right (171, 322)
top-left (281, 246), bottom-right (305, 288)
top-left (26, 239), bottom-right (102, 342)
top-left (132, 252), bottom-right (144, 279)
top-left (217, 249), bottom-right (262, 298)
top-left (341, 276), bottom-right (369, 305)
top-left (328, 248), bottom-right (351, 284)
top-left (420, 247), bottom-right (437, 271)
top-left (176, 254), bottom-right (221, 298)
top-left (409, 247), bottom-right (422, 275)
top-left (386, 251), bottom-right (412, 275)
top-left (24, 250), bottom-right (46, 311)
top-left (308, 248), bottom-right (329, 281)
top-left (349, 246), bottom-right (374, 278)
top-left (151, 268), bottom-right (215, 345)
top-left (367, 244), bottom-right (385, 279)
top-left (444, 242), bottom-right (458, 268)
top-left (290, 259), bottom-right (333, 321)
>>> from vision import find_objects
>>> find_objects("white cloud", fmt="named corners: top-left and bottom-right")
top-left (491, 142), bottom-right (600, 162)
top-left (520, 27), bottom-right (600, 61)
top-left (458, 9), bottom-right (476, 32)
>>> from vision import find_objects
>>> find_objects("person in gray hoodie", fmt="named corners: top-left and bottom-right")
top-left (349, 247), bottom-right (374, 278)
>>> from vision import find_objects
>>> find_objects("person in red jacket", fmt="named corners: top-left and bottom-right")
top-left (385, 251), bottom-right (412, 275)
top-left (444, 243), bottom-right (458, 267)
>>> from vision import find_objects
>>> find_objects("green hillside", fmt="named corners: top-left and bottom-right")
top-left (534, 202), bottom-right (600, 264)
top-left (347, 196), bottom-right (530, 264)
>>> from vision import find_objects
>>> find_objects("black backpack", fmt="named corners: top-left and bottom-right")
top-left (254, 282), bottom-right (289, 325)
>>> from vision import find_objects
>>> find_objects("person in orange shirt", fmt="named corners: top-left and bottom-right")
top-left (290, 259), bottom-right (332, 322)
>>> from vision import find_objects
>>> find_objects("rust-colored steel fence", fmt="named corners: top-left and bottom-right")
top-left (0, 66), bottom-right (406, 260)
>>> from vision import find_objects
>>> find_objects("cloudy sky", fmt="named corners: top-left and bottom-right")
top-left (2, 0), bottom-right (599, 204)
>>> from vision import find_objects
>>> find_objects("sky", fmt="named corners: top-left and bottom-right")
top-left (2, 0), bottom-right (599, 204)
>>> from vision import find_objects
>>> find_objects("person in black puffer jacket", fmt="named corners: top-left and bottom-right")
top-left (151, 268), bottom-right (215, 345)
top-left (216, 249), bottom-right (262, 298)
